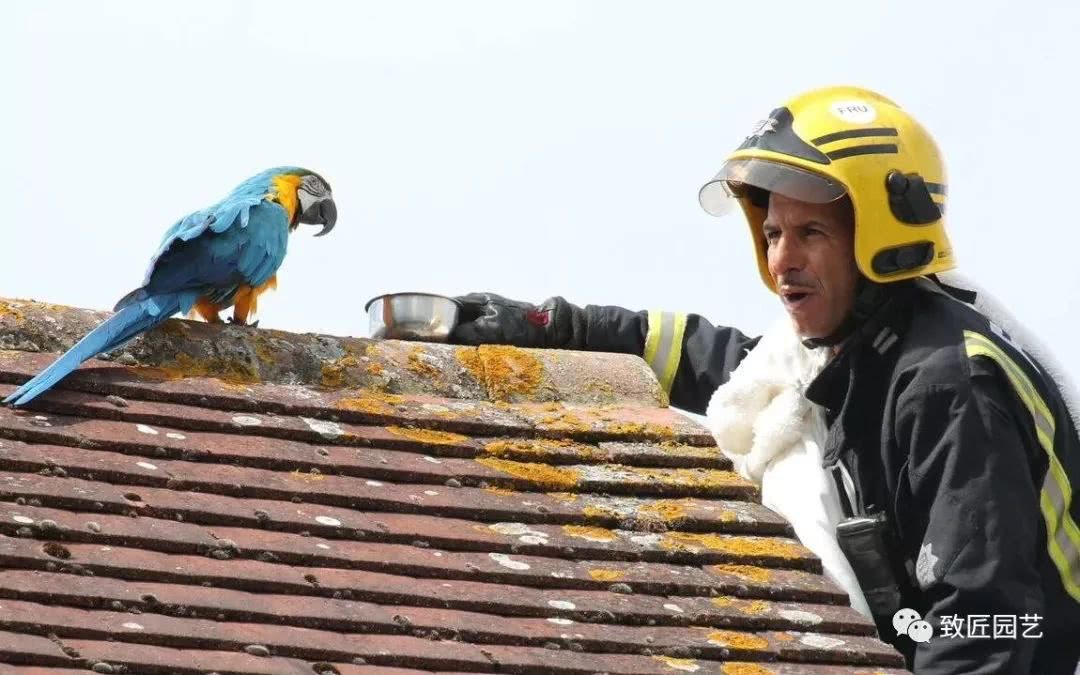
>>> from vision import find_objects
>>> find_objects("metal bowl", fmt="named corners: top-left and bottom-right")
top-left (364, 292), bottom-right (460, 342)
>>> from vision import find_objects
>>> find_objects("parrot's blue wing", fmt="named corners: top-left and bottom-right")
top-left (150, 190), bottom-right (266, 266)
top-left (126, 200), bottom-right (290, 311)
top-left (116, 190), bottom-right (272, 311)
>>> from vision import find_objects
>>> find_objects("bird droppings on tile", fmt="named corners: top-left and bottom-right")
top-left (302, 417), bottom-right (343, 438)
top-left (488, 553), bottom-right (530, 570)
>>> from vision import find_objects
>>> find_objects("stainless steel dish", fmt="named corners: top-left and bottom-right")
top-left (364, 292), bottom-right (460, 342)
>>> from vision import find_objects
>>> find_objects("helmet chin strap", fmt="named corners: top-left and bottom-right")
top-left (800, 278), bottom-right (891, 350)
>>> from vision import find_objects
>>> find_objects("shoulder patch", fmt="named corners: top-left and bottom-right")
top-left (915, 542), bottom-right (940, 589)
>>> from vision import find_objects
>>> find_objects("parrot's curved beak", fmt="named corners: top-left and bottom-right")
top-left (300, 197), bottom-right (337, 237)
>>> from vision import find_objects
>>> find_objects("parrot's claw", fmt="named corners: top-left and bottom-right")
top-left (228, 317), bottom-right (259, 328)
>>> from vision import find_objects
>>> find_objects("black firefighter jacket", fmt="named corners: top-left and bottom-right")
top-left (572, 279), bottom-right (1080, 673)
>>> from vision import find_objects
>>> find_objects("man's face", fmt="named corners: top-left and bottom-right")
top-left (763, 193), bottom-right (860, 339)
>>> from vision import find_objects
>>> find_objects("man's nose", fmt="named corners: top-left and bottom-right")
top-left (768, 233), bottom-right (805, 277)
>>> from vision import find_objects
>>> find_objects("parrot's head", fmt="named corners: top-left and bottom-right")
top-left (293, 169), bottom-right (337, 237)
top-left (267, 168), bottom-right (337, 237)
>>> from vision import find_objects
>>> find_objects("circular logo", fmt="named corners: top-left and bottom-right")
top-left (831, 100), bottom-right (877, 124)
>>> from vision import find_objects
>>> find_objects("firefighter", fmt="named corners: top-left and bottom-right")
top-left (451, 86), bottom-right (1080, 673)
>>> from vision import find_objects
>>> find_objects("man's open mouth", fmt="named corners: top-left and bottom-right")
top-left (781, 290), bottom-right (813, 308)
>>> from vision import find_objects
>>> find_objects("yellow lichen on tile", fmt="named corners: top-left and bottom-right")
top-left (290, 469), bottom-right (326, 483)
top-left (583, 379), bottom-right (615, 396)
top-left (656, 444), bottom-right (722, 463)
top-left (622, 467), bottom-right (747, 490)
top-left (336, 390), bottom-right (406, 415)
top-left (475, 457), bottom-right (580, 490)
top-left (721, 664), bottom-right (776, 675)
top-left (406, 346), bottom-right (442, 379)
top-left (320, 354), bottom-right (361, 389)
top-left (386, 426), bottom-right (469, 445)
top-left (710, 564), bottom-right (773, 583)
top-left (0, 301), bottom-right (26, 325)
top-left (41, 301), bottom-right (74, 314)
top-left (483, 486), bottom-right (518, 497)
top-left (250, 334), bottom-right (277, 366)
top-left (549, 492), bottom-right (579, 503)
top-left (653, 656), bottom-right (701, 672)
top-left (704, 630), bottom-right (770, 651)
top-left (336, 397), bottom-right (392, 415)
top-left (131, 352), bottom-right (260, 385)
top-left (710, 595), bottom-right (772, 615)
top-left (482, 438), bottom-right (582, 460)
top-left (638, 499), bottom-right (693, 524)
top-left (660, 532), bottom-right (809, 559)
top-left (739, 599), bottom-right (771, 615)
top-left (479, 440), bottom-right (520, 455)
top-left (455, 346), bottom-right (484, 381)
top-left (605, 421), bottom-right (677, 439)
top-left (605, 421), bottom-right (648, 435)
top-left (536, 409), bottom-right (593, 433)
top-left (582, 504), bottom-right (620, 520)
top-left (588, 569), bottom-right (625, 582)
top-left (366, 362), bottom-right (385, 376)
top-left (455, 345), bottom-right (544, 401)
top-left (562, 525), bottom-right (618, 543)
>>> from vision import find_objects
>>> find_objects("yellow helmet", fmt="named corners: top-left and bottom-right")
top-left (699, 85), bottom-right (954, 291)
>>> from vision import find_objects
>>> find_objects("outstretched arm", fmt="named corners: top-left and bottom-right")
top-left (452, 293), bottom-right (758, 413)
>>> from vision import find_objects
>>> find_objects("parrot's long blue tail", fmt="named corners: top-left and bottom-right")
top-left (3, 295), bottom-right (183, 407)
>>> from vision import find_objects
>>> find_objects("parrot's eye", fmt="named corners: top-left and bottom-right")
top-left (300, 175), bottom-right (329, 197)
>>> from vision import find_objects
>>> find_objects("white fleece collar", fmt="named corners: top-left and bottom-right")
top-left (706, 316), bottom-right (830, 483)
top-left (705, 315), bottom-right (871, 616)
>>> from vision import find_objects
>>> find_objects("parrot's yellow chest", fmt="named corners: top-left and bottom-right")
top-left (270, 174), bottom-right (303, 224)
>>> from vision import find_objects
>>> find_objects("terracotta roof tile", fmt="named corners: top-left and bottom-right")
top-left (0, 298), bottom-right (907, 673)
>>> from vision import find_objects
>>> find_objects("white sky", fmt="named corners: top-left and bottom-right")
top-left (3, 1), bottom-right (1079, 383)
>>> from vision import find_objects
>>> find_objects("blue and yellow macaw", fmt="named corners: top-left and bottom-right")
top-left (4, 166), bottom-right (336, 407)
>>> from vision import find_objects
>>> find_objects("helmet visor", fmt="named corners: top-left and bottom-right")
top-left (699, 158), bottom-right (847, 217)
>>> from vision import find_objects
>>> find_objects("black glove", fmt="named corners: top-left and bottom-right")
top-left (451, 293), bottom-right (587, 348)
